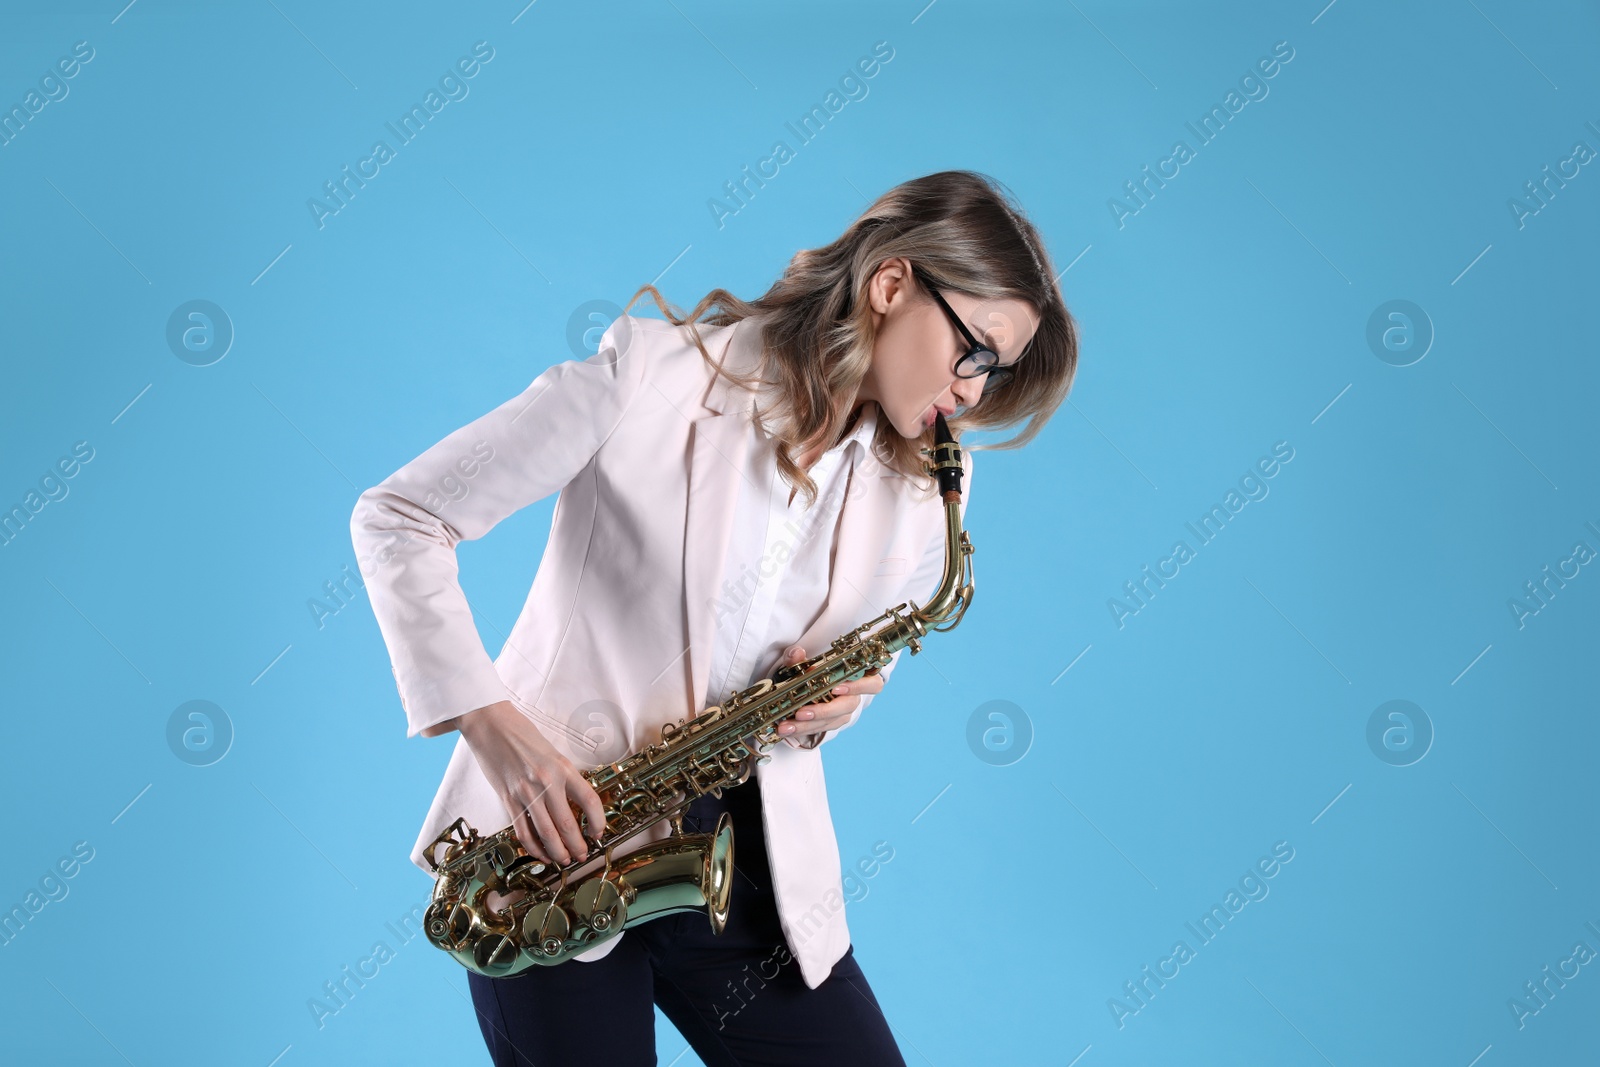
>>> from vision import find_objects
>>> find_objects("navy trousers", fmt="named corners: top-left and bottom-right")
top-left (466, 778), bottom-right (907, 1067)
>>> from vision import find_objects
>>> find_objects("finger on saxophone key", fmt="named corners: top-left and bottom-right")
top-left (551, 784), bottom-right (591, 861)
top-left (576, 780), bottom-right (607, 848)
top-left (515, 809), bottom-right (549, 865)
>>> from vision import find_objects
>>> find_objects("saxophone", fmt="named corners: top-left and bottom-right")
top-left (420, 413), bottom-right (973, 978)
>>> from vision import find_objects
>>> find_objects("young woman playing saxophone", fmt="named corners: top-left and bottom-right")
top-left (352, 169), bottom-right (1078, 1066)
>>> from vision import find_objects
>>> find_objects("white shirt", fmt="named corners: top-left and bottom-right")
top-left (703, 401), bottom-right (880, 720)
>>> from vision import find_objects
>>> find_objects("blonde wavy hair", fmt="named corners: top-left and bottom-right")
top-left (623, 169), bottom-right (1079, 507)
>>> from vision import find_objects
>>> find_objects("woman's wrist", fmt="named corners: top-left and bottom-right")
top-left (455, 700), bottom-right (508, 744)
top-left (417, 700), bottom-right (506, 741)
top-left (418, 715), bottom-right (460, 738)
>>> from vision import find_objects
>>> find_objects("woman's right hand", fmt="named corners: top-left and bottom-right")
top-left (455, 700), bottom-right (608, 867)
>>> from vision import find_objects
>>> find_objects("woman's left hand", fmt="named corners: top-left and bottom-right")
top-left (775, 645), bottom-right (884, 744)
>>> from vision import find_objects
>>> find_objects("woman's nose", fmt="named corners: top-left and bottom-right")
top-left (950, 374), bottom-right (985, 411)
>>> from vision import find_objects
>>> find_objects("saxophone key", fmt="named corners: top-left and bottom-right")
top-left (521, 901), bottom-right (574, 958)
top-left (481, 839), bottom-right (522, 875)
top-left (424, 897), bottom-right (474, 951)
top-left (573, 876), bottom-right (629, 934)
top-left (471, 932), bottom-right (523, 977)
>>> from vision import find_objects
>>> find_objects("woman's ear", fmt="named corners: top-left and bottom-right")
top-left (867, 256), bottom-right (915, 316)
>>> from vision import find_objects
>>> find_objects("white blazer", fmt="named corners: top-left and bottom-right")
top-left (350, 312), bottom-right (974, 988)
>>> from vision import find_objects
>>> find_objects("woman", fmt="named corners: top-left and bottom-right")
top-left (351, 170), bottom-right (1077, 1066)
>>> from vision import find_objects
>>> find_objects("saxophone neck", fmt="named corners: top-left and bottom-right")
top-left (914, 412), bottom-right (974, 629)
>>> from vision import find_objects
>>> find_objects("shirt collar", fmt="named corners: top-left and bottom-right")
top-left (835, 401), bottom-right (877, 459)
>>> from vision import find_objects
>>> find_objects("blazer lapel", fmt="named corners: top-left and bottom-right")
top-left (680, 315), bottom-right (912, 715)
top-left (793, 456), bottom-right (903, 656)
top-left (681, 317), bottom-right (764, 714)
top-left (682, 410), bottom-right (756, 714)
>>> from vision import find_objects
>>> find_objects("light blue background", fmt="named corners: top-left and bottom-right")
top-left (2, 1), bottom-right (1596, 1063)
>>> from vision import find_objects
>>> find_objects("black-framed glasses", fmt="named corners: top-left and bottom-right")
top-left (917, 271), bottom-right (1017, 397)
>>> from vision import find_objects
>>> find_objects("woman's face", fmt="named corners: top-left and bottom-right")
top-left (859, 256), bottom-right (1041, 438)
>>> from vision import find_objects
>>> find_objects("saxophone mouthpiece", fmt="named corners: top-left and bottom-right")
top-left (932, 411), bottom-right (963, 497)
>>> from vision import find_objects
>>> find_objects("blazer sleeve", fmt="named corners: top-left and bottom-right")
top-left (350, 317), bottom-right (651, 738)
top-left (791, 446), bottom-right (976, 751)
